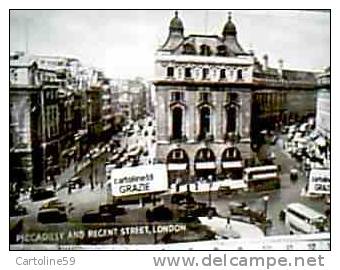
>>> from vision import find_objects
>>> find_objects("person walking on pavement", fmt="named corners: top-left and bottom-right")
top-left (89, 172), bottom-right (94, 190)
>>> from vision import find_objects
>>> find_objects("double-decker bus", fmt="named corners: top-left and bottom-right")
top-left (243, 165), bottom-right (280, 191)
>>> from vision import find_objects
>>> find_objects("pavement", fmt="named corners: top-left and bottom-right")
top-left (198, 216), bottom-right (264, 239)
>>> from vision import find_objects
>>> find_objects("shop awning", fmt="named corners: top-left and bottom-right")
top-left (222, 160), bottom-right (243, 169)
top-left (195, 162), bottom-right (216, 170)
top-left (167, 163), bottom-right (188, 171)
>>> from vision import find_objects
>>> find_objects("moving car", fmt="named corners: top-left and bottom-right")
top-left (31, 188), bottom-right (56, 202)
top-left (229, 201), bottom-right (249, 216)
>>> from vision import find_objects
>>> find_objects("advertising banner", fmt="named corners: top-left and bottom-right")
top-left (107, 164), bottom-right (168, 197)
top-left (308, 169), bottom-right (330, 195)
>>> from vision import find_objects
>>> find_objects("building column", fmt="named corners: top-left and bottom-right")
top-left (186, 91), bottom-right (196, 143)
top-left (214, 91), bottom-right (224, 143)
top-left (156, 88), bottom-right (169, 144)
top-left (239, 91), bottom-right (251, 140)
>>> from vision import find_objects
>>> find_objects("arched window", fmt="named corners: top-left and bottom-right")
top-left (182, 43), bottom-right (196, 55)
top-left (217, 45), bottom-right (228, 56)
top-left (172, 107), bottom-right (183, 140)
top-left (200, 45), bottom-right (212, 56)
top-left (237, 69), bottom-right (243, 80)
top-left (226, 106), bottom-right (236, 133)
top-left (199, 106), bottom-right (211, 139)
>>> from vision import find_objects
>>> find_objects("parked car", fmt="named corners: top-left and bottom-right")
top-left (31, 188), bottom-right (56, 202)
top-left (37, 208), bottom-right (67, 223)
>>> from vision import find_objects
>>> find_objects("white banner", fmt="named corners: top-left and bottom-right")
top-left (308, 169), bottom-right (330, 195)
top-left (222, 161), bottom-right (243, 169)
top-left (195, 162), bottom-right (216, 169)
top-left (167, 163), bottom-right (187, 171)
top-left (106, 164), bottom-right (168, 197)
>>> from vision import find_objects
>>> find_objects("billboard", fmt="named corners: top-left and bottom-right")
top-left (106, 164), bottom-right (168, 197)
top-left (308, 169), bottom-right (330, 195)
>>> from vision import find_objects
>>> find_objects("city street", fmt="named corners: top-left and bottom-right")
top-left (13, 130), bottom-right (328, 240)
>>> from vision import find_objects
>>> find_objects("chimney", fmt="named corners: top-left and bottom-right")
top-left (263, 54), bottom-right (268, 71)
top-left (278, 59), bottom-right (284, 77)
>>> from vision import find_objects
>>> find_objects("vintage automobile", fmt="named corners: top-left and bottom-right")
top-left (229, 201), bottom-right (249, 216)
top-left (37, 208), bottom-right (67, 223)
top-left (31, 187), bottom-right (56, 202)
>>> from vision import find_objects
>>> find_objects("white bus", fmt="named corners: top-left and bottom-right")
top-left (243, 165), bottom-right (280, 191)
top-left (285, 203), bottom-right (327, 235)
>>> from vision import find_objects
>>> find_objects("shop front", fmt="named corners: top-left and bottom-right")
top-left (166, 148), bottom-right (190, 185)
top-left (220, 147), bottom-right (243, 180)
top-left (194, 148), bottom-right (216, 180)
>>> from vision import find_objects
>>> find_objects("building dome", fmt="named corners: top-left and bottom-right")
top-left (169, 11), bottom-right (184, 34)
top-left (222, 12), bottom-right (237, 37)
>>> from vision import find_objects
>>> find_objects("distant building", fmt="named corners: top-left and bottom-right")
top-left (153, 12), bottom-right (319, 184)
top-left (111, 78), bottom-right (151, 123)
top-left (315, 68), bottom-right (330, 139)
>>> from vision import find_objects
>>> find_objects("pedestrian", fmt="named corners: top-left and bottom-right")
top-left (52, 179), bottom-right (57, 191)
top-left (124, 234), bottom-right (130, 244)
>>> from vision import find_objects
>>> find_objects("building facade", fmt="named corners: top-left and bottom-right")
top-left (154, 12), bottom-right (254, 183)
top-left (10, 53), bottom-right (117, 188)
top-left (153, 12), bottom-right (319, 184)
top-left (315, 68), bottom-right (330, 139)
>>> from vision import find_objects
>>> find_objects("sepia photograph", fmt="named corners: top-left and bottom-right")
top-left (9, 9), bottom-right (330, 251)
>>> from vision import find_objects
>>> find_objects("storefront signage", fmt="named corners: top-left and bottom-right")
top-left (308, 169), bottom-right (330, 195)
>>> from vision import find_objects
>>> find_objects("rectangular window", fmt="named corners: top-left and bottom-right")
top-left (185, 67), bottom-right (191, 79)
top-left (171, 91), bottom-right (183, 102)
top-left (202, 68), bottom-right (209, 80)
top-left (220, 69), bottom-right (226, 80)
top-left (237, 69), bottom-right (243, 80)
top-left (174, 150), bottom-right (182, 159)
top-left (167, 67), bottom-right (174, 78)
top-left (200, 92), bottom-right (210, 102)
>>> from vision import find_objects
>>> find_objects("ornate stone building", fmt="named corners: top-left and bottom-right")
top-left (153, 12), bottom-right (319, 184)
top-left (154, 12), bottom-right (254, 183)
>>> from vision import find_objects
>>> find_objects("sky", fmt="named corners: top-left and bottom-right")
top-left (10, 10), bottom-right (330, 80)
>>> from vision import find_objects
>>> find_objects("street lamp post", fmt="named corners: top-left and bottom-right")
top-left (263, 195), bottom-right (269, 235)
top-left (208, 174), bottom-right (213, 208)
top-left (87, 153), bottom-right (94, 190)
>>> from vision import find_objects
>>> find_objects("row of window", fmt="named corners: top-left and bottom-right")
top-left (170, 91), bottom-right (239, 103)
top-left (182, 44), bottom-right (230, 57)
top-left (46, 105), bottom-right (59, 139)
top-left (170, 105), bottom-right (238, 140)
top-left (166, 66), bottom-right (243, 80)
